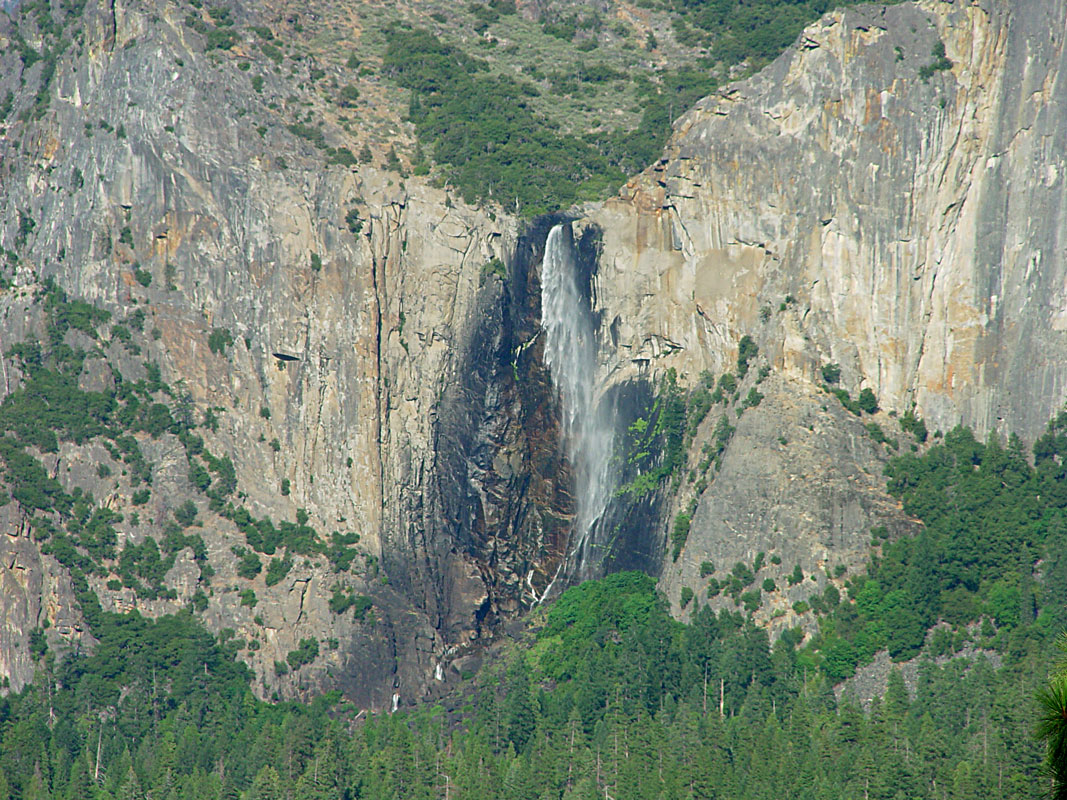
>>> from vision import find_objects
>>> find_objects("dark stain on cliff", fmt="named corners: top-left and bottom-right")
top-left (384, 215), bottom-right (578, 650)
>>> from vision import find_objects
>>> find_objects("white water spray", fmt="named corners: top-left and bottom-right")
top-left (540, 224), bottom-right (615, 591)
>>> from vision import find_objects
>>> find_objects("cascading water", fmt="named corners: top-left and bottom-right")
top-left (540, 223), bottom-right (615, 595)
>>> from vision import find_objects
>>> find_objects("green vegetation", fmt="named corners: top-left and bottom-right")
top-left (375, 0), bottom-right (893, 214)
top-left (857, 387), bottom-right (879, 414)
top-left (670, 509), bottom-right (692, 561)
top-left (285, 637), bottom-right (319, 670)
top-left (900, 407), bottom-right (929, 442)
top-left (616, 369), bottom-right (688, 498)
top-left (480, 257), bottom-right (507, 285)
top-left (788, 415), bottom-right (1067, 683)
top-left (383, 27), bottom-right (623, 215)
top-left (679, 585), bottom-right (694, 608)
top-left (741, 386), bottom-right (763, 409)
top-left (827, 383), bottom-right (880, 417)
top-left (233, 546), bottom-right (262, 579)
top-left (0, 537), bottom-right (1057, 800)
top-left (264, 553), bottom-right (293, 586)
top-left (736, 334), bottom-right (758, 379)
top-left (919, 39), bottom-right (953, 81)
top-left (207, 327), bottom-right (233, 356)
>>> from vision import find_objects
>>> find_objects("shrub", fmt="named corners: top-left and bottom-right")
top-left (339, 84), bottom-right (360, 106)
top-left (865, 422), bottom-right (887, 444)
top-left (480, 258), bottom-right (506, 285)
top-left (788, 564), bottom-right (804, 586)
top-left (345, 208), bottom-right (363, 234)
top-left (189, 462), bottom-right (211, 491)
top-left (919, 40), bottom-right (952, 81)
top-left (234, 548), bottom-right (262, 579)
top-left (208, 328), bottom-right (233, 356)
top-left (736, 335), bottom-right (758, 379)
top-left (831, 388), bottom-right (861, 415)
top-left (699, 561), bottom-right (715, 577)
top-left (680, 586), bottom-right (694, 608)
top-left (329, 587), bottom-right (356, 614)
top-left (900, 409), bottom-right (928, 442)
top-left (732, 561), bottom-right (755, 587)
top-left (740, 590), bottom-right (761, 613)
top-left (351, 595), bottom-right (374, 620)
top-left (671, 512), bottom-right (692, 561)
top-left (264, 555), bottom-right (292, 587)
top-left (286, 637), bottom-right (319, 670)
top-left (205, 27), bottom-right (239, 50)
top-left (821, 363), bottom-right (841, 384)
top-left (857, 388), bottom-right (879, 414)
top-left (174, 500), bottom-right (198, 527)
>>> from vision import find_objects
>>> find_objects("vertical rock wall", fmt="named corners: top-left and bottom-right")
top-left (572, 0), bottom-right (1067, 619)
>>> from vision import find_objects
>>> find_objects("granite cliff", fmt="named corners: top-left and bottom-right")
top-left (571, 0), bottom-right (1067, 621)
top-left (0, 0), bottom-right (1064, 707)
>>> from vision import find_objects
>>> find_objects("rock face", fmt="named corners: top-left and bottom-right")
top-left (570, 0), bottom-right (1067, 610)
top-left (1, 0), bottom-right (1065, 704)
top-left (589, 0), bottom-right (1067, 439)
top-left (0, 0), bottom-right (570, 705)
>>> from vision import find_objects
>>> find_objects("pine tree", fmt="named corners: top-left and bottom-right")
top-left (117, 766), bottom-right (143, 800)
top-left (248, 765), bottom-right (282, 800)
top-left (504, 662), bottom-right (537, 754)
top-left (24, 763), bottom-right (51, 800)
top-left (63, 756), bottom-right (91, 800)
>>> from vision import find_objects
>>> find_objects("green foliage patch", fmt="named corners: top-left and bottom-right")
top-left (384, 27), bottom-right (624, 215)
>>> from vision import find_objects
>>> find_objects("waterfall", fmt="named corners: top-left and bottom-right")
top-left (540, 223), bottom-right (615, 592)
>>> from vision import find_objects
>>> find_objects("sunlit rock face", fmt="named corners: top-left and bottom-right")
top-left (567, 0), bottom-right (1067, 621)
top-left (2, 0), bottom-right (1066, 701)
top-left (585, 0), bottom-right (1067, 442)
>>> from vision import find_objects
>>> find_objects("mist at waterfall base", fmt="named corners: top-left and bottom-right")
top-left (539, 223), bottom-right (617, 593)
